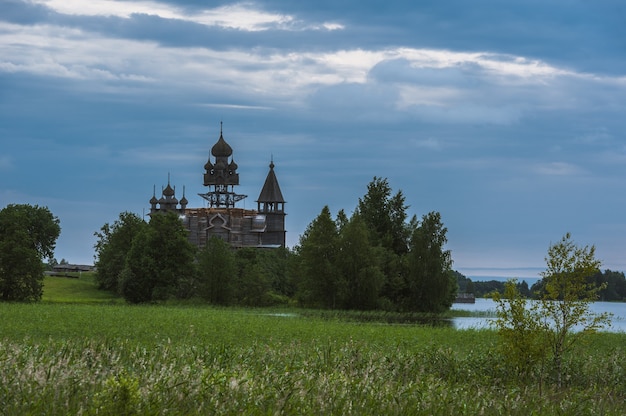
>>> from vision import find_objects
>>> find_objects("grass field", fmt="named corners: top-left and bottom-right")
top-left (0, 275), bottom-right (624, 414)
top-left (42, 272), bottom-right (122, 304)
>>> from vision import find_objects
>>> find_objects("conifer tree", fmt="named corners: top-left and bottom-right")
top-left (297, 206), bottom-right (343, 308)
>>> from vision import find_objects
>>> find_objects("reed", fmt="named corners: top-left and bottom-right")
top-left (0, 301), bottom-right (624, 415)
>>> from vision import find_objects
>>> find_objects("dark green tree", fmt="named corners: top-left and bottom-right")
top-left (232, 247), bottom-right (294, 306)
top-left (120, 212), bottom-right (195, 303)
top-left (356, 177), bottom-right (412, 255)
top-left (235, 259), bottom-right (270, 306)
top-left (337, 214), bottom-right (384, 310)
top-left (263, 247), bottom-right (296, 298)
top-left (356, 177), bottom-right (415, 306)
top-left (466, 279), bottom-right (475, 295)
top-left (592, 269), bottom-right (626, 301)
top-left (197, 236), bottom-right (237, 305)
top-left (0, 204), bottom-right (60, 301)
top-left (296, 206), bottom-right (344, 308)
top-left (404, 211), bottom-right (456, 312)
top-left (517, 280), bottom-right (532, 298)
top-left (94, 212), bottom-right (146, 292)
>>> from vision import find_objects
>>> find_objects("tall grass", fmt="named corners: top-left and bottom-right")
top-left (1, 302), bottom-right (624, 415)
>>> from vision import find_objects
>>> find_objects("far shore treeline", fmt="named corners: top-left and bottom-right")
top-left (456, 269), bottom-right (626, 301)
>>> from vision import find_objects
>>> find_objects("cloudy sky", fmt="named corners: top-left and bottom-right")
top-left (2, 0), bottom-right (625, 280)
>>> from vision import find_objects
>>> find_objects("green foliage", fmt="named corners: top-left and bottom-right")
top-left (494, 233), bottom-right (612, 389)
top-left (197, 237), bottom-right (237, 305)
top-left (0, 204), bottom-right (60, 301)
top-left (92, 371), bottom-right (140, 416)
top-left (591, 269), bottom-right (626, 301)
top-left (336, 214), bottom-right (384, 310)
top-left (404, 212), bottom-right (456, 312)
top-left (357, 176), bottom-right (412, 255)
top-left (455, 272), bottom-right (532, 299)
top-left (232, 247), bottom-right (295, 306)
top-left (121, 213), bottom-right (196, 303)
top-left (233, 248), bottom-right (266, 306)
top-left (264, 247), bottom-right (296, 298)
top-left (296, 179), bottom-right (455, 313)
top-left (297, 206), bottom-right (344, 308)
top-left (95, 211), bottom-right (297, 307)
top-left (539, 233), bottom-right (611, 386)
top-left (356, 177), bottom-right (415, 306)
top-left (93, 176), bottom-right (457, 312)
top-left (93, 212), bottom-right (146, 293)
top-left (233, 247), bottom-right (293, 306)
top-left (494, 281), bottom-right (548, 381)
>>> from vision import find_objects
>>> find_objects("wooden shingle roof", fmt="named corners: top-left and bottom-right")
top-left (257, 161), bottom-right (285, 203)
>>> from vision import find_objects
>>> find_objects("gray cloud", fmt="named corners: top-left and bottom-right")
top-left (2, 0), bottom-right (626, 272)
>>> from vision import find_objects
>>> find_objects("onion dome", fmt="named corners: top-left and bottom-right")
top-left (150, 185), bottom-right (158, 205)
top-left (163, 183), bottom-right (175, 197)
top-left (211, 134), bottom-right (233, 157)
top-left (204, 160), bottom-right (214, 170)
top-left (180, 185), bottom-right (188, 206)
top-left (229, 159), bottom-right (238, 170)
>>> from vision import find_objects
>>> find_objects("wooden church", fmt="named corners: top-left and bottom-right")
top-left (149, 125), bottom-right (286, 248)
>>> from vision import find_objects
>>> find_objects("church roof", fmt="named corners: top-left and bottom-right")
top-left (257, 161), bottom-right (285, 203)
top-left (163, 183), bottom-right (175, 197)
top-left (211, 133), bottom-right (233, 157)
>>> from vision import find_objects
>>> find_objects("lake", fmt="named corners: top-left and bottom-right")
top-left (451, 298), bottom-right (626, 333)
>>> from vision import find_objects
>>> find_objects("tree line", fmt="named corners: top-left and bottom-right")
top-left (457, 269), bottom-right (626, 301)
top-left (93, 177), bottom-right (457, 312)
top-left (93, 211), bottom-right (294, 305)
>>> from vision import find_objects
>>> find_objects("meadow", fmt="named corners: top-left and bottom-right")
top-left (0, 275), bottom-right (624, 415)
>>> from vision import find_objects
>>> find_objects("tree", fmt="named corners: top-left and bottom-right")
top-left (296, 206), bottom-right (344, 308)
top-left (197, 236), bottom-right (237, 305)
top-left (539, 233), bottom-right (610, 386)
top-left (591, 269), bottom-right (626, 301)
top-left (494, 281), bottom-right (549, 384)
top-left (494, 233), bottom-right (611, 388)
top-left (356, 177), bottom-right (415, 306)
top-left (403, 211), bottom-right (456, 313)
top-left (0, 204), bottom-right (61, 301)
top-left (356, 177), bottom-right (411, 255)
top-left (120, 212), bottom-right (195, 303)
top-left (336, 214), bottom-right (384, 310)
top-left (234, 247), bottom-right (294, 306)
top-left (517, 280), bottom-right (531, 298)
top-left (262, 247), bottom-right (296, 298)
top-left (94, 212), bottom-right (146, 292)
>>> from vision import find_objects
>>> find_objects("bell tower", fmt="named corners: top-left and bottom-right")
top-left (256, 159), bottom-right (286, 246)
top-left (199, 123), bottom-right (247, 208)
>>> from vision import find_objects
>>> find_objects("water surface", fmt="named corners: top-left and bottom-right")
top-left (451, 298), bottom-right (626, 332)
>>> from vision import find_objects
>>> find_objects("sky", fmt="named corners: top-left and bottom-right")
top-left (1, 0), bottom-right (626, 281)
